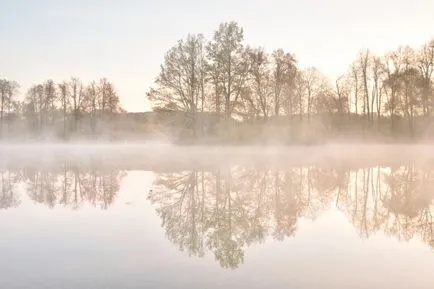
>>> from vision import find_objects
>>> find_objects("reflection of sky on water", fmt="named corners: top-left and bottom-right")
top-left (0, 154), bottom-right (433, 288)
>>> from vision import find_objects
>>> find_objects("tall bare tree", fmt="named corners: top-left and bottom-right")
top-left (300, 67), bottom-right (327, 121)
top-left (24, 84), bottom-right (44, 134)
top-left (68, 77), bottom-right (84, 133)
top-left (247, 47), bottom-right (273, 119)
top-left (147, 34), bottom-right (206, 136)
top-left (417, 40), bottom-right (434, 116)
top-left (350, 63), bottom-right (360, 115)
top-left (359, 50), bottom-right (371, 120)
top-left (371, 56), bottom-right (385, 120)
top-left (58, 81), bottom-right (70, 139)
top-left (43, 79), bottom-right (57, 127)
top-left (84, 81), bottom-right (99, 137)
top-left (271, 49), bottom-right (298, 116)
top-left (207, 22), bottom-right (249, 120)
top-left (335, 75), bottom-right (350, 115)
top-left (0, 79), bottom-right (19, 138)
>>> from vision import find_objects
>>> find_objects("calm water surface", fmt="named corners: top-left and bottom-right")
top-left (0, 145), bottom-right (433, 288)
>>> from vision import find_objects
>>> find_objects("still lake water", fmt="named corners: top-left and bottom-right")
top-left (0, 144), bottom-right (433, 288)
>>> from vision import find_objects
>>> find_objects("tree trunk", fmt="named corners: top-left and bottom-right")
top-left (0, 93), bottom-right (4, 139)
top-left (225, 54), bottom-right (232, 120)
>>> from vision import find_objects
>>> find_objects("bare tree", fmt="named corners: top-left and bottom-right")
top-left (147, 34), bottom-right (206, 136)
top-left (68, 77), bottom-right (84, 134)
top-left (57, 81), bottom-right (70, 139)
top-left (335, 75), bottom-right (350, 115)
top-left (371, 56), bottom-right (385, 120)
top-left (43, 79), bottom-right (57, 127)
top-left (300, 67), bottom-right (328, 121)
top-left (24, 84), bottom-right (44, 134)
top-left (383, 50), bottom-right (404, 131)
top-left (294, 72), bottom-right (306, 119)
top-left (247, 47), bottom-right (273, 119)
top-left (350, 63), bottom-right (360, 115)
top-left (382, 47), bottom-right (419, 133)
top-left (359, 50), bottom-right (371, 120)
top-left (207, 22), bottom-right (249, 120)
top-left (0, 80), bottom-right (19, 138)
top-left (417, 40), bottom-right (434, 116)
top-left (0, 80), bottom-right (9, 134)
top-left (84, 81), bottom-right (99, 137)
top-left (271, 49), bottom-right (297, 116)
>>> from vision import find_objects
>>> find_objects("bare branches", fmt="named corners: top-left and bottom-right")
top-left (207, 22), bottom-right (249, 120)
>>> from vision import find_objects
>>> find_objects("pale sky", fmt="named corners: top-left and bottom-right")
top-left (1, 0), bottom-right (433, 112)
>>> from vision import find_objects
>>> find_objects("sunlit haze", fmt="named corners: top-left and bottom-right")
top-left (1, 0), bottom-right (433, 112)
top-left (1, 2), bottom-right (434, 286)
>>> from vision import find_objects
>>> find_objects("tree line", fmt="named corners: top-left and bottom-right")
top-left (4, 21), bottom-right (434, 143)
top-left (147, 21), bottom-right (434, 142)
top-left (0, 77), bottom-right (123, 140)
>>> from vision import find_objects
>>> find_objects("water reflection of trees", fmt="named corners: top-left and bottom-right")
top-left (0, 171), bottom-right (21, 209)
top-left (0, 166), bottom-right (125, 210)
top-left (149, 164), bottom-right (434, 269)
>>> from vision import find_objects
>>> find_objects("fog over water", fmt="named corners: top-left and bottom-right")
top-left (0, 144), bottom-right (433, 289)
top-left (2, 143), bottom-right (434, 165)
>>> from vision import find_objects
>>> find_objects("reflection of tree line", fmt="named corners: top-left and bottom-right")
top-left (0, 167), bottom-right (125, 210)
top-left (345, 165), bottom-right (434, 246)
top-left (0, 171), bottom-right (21, 209)
top-left (148, 164), bottom-right (434, 269)
top-left (1, 164), bottom-right (431, 268)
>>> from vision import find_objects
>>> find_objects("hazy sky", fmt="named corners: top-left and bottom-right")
top-left (1, 0), bottom-right (433, 112)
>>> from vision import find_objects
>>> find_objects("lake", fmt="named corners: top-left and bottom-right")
top-left (0, 144), bottom-right (433, 288)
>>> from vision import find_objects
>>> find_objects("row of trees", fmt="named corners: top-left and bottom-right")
top-left (4, 21), bottom-right (434, 142)
top-left (343, 44), bottom-right (434, 134)
top-left (0, 77), bottom-right (123, 140)
top-left (147, 21), bottom-right (434, 139)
